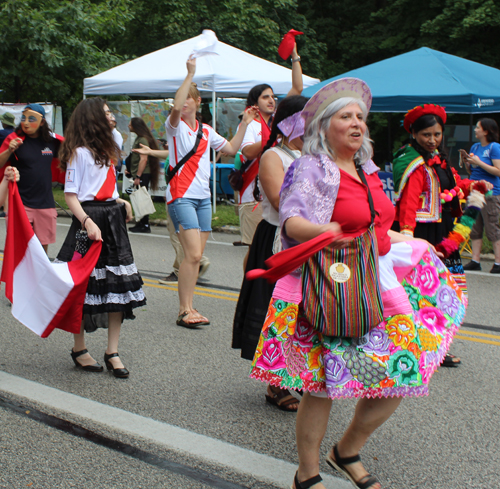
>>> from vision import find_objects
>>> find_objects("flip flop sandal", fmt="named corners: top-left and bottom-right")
top-left (191, 309), bottom-right (210, 326)
top-left (176, 312), bottom-right (203, 329)
top-left (441, 354), bottom-right (461, 367)
top-left (292, 471), bottom-right (323, 489)
top-left (265, 386), bottom-right (300, 412)
top-left (326, 445), bottom-right (380, 489)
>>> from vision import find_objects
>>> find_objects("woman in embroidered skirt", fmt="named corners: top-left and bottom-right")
top-left (232, 95), bottom-right (308, 412)
top-left (57, 98), bottom-right (146, 378)
top-left (391, 105), bottom-right (492, 367)
top-left (249, 80), bottom-right (467, 489)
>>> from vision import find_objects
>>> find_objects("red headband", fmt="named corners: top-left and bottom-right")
top-left (404, 104), bottom-right (447, 133)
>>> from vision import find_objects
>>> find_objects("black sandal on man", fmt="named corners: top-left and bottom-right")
top-left (326, 445), bottom-right (380, 489)
top-left (292, 471), bottom-right (323, 489)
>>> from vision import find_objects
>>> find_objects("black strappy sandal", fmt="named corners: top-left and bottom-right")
top-left (292, 472), bottom-right (323, 489)
top-left (326, 445), bottom-right (379, 489)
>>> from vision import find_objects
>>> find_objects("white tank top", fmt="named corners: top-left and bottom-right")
top-left (260, 145), bottom-right (301, 226)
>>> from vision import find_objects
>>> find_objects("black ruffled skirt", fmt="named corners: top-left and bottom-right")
top-left (232, 219), bottom-right (277, 360)
top-left (57, 201), bottom-right (146, 332)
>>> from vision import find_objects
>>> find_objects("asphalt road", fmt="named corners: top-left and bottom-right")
top-left (1, 216), bottom-right (499, 489)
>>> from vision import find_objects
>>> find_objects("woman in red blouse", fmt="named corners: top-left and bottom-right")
top-left (392, 105), bottom-right (467, 367)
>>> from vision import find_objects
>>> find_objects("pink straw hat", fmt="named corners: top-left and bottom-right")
top-left (301, 78), bottom-right (372, 132)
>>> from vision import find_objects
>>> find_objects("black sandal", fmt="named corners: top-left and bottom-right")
top-left (292, 471), bottom-right (323, 489)
top-left (70, 349), bottom-right (103, 372)
top-left (441, 353), bottom-right (461, 367)
top-left (326, 445), bottom-right (379, 489)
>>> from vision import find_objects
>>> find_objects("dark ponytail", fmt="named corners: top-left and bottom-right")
top-left (262, 95), bottom-right (308, 154)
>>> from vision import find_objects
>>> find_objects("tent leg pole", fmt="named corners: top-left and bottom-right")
top-left (212, 91), bottom-right (217, 214)
top-left (469, 114), bottom-right (473, 148)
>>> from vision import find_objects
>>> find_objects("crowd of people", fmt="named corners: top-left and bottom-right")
top-left (1, 41), bottom-right (499, 489)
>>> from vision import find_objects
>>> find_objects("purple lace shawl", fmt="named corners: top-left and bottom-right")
top-left (279, 153), bottom-right (380, 251)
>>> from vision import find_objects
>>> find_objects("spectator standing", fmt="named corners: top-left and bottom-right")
top-left (0, 112), bottom-right (16, 146)
top-left (0, 104), bottom-right (61, 253)
top-left (127, 117), bottom-right (160, 233)
top-left (462, 118), bottom-right (500, 273)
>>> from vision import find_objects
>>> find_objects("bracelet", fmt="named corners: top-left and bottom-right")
top-left (400, 229), bottom-right (414, 237)
top-left (291, 56), bottom-right (301, 63)
top-left (136, 175), bottom-right (142, 179)
top-left (81, 215), bottom-right (90, 230)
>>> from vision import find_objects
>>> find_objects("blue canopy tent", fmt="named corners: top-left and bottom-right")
top-left (303, 47), bottom-right (500, 113)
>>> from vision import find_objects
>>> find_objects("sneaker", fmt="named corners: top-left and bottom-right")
top-left (490, 264), bottom-right (500, 274)
top-left (158, 272), bottom-right (178, 284)
top-left (463, 260), bottom-right (481, 271)
top-left (199, 260), bottom-right (210, 278)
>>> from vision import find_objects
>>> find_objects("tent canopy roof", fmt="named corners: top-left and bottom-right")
top-left (84, 35), bottom-right (319, 98)
top-left (303, 47), bottom-right (500, 113)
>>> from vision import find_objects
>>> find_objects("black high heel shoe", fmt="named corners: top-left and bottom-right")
top-left (71, 349), bottom-right (103, 372)
top-left (104, 352), bottom-right (129, 378)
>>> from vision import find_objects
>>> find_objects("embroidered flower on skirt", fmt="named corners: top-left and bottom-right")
top-left (250, 248), bottom-right (466, 399)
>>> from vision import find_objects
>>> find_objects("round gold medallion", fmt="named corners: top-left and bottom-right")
top-left (329, 263), bottom-right (351, 283)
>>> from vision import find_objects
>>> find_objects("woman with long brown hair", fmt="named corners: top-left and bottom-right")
top-left (127, 117), bottom-right (160, 233)
top-left (57, 97), bottom-right (146, 378)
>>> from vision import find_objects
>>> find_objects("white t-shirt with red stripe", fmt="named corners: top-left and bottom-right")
top-left (64, 147), bottom-right (119, 202)
top-left (239, 119), bottom-right (262, 204)
top-left (165, 116), bottom-right (227, 203)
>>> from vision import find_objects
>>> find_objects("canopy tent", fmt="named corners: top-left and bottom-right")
top-left (303, 47), bottom-right (500, 113)
top-left (84, 34), bottom-right (319, 211)
top-left (83, 35), bottom-right (319, 98)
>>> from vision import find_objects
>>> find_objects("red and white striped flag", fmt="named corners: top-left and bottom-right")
top-left (1, 181), bottom-right (101, 337)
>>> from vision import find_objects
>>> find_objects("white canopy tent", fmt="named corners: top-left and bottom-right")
top-left (83, 34), bottom-right (319, 97)
top-left (84, 34), bottom-right (320, 210)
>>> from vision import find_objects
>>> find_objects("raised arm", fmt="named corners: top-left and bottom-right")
top-left (286, 44), bottom-right (303, 97)
top-left (169, 57), bottom-right (197, 129)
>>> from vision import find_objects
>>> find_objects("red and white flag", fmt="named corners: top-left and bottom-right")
top-left (0, 181), bottom-right (101, 337)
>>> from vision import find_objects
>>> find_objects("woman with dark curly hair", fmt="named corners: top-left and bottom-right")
top-left (57, 98), bottom-right (146, 378)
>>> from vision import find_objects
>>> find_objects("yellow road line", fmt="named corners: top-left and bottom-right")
top-left (455, 334), bottom-right (500, 347)
top-left (143, 281), bottom-right (238, 302)
top-left (458, 329), bottom-right (500, 340)
top-left (142, 277), bottom-right (239, 298)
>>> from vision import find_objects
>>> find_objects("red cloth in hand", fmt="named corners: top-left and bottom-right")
top-left (278, 29), bottom-right (304, 60)
top-left (246, 232), bottom-right (340, 283)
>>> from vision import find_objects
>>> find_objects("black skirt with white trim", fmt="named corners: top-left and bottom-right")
top-left (57, 200), bottom-right (146, 332)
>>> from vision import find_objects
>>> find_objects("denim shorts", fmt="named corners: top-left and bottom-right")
top-left (168, 197), bottom-right (212, 233)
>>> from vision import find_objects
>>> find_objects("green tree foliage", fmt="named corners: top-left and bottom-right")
top-left (0, 0), bottom-right (131, 110)
top-left (115, 0), bottom-right (326, 79)
top-left (1, 0), bottom-right (500, 135)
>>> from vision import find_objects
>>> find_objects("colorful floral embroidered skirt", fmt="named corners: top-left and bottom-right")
top-left (250, 244), bottom-right (467, 399)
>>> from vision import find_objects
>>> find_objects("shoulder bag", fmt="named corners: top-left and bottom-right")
top-left (301, 166), bottom-right (383, 337)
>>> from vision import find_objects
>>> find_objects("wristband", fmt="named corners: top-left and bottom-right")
top-left (136, 175), bottom-right (142, 179)
top-left (81, 215), bottom-right (91, 230)
top-left (400, 229), bottom-right (414, 237)
top-left (291, 56), bottom-right (301, 63)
